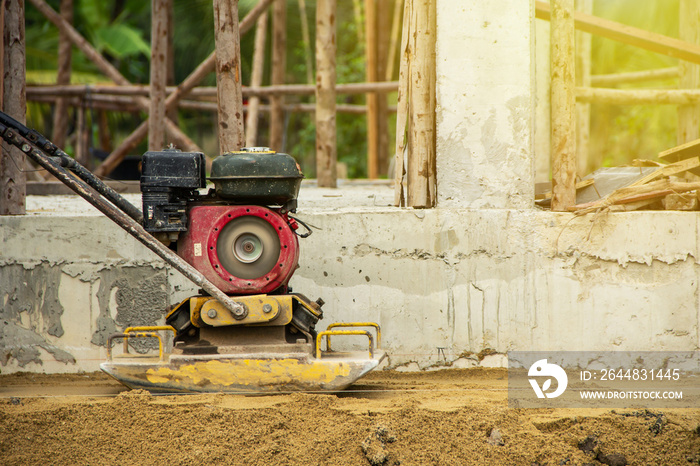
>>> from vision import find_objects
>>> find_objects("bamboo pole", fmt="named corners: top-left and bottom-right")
top-left (386, 0), bottom-right (403, 81)
top-left (315, 0), bottom-right (337, 187)
top-left (92, 0), bottom-right (275, 176)
top-left (51, 0), bottom-right (72, 150)
top-left (393, 0), bottom-right (410, 207)
top-left (1, 0), bottom-right (26, 215)
top-left (365, 0), bottom-right (379, 179)
top-left (376, 0), bottom-right (390, 177)
top-left (28, 94), bottom-right (393, 115)
top-left (591, 67), bottom-right (679, 87)
top-left (26, 81), bottom-right (399, 98)
top-left (575, 0), bottom-right (591, 176)
top-left (405, 0), bottom-right (436, 208)
top-left (678, 0), bottom-right (700, 145)
top-left (550, 0), bottom-right (576, 212)
top-left (149, 0), bottom-right (169, 151)
top-left (297, 0), bottom-right (313, 85)
top-left (269, 0), bottom-right (286, 151)
top-left (351, 0), bottom-right (364, 45)
top-left (245, 10), bottom-right (268, 147)
top-left (213, 0), bottom-right (245, 153)
top-left (576, 87), bottom-right (700, 105)
top-left (165, 0), bottom-right (176, 124)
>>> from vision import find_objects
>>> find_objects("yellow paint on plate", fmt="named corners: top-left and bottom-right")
top-left (146, 358), bottom-right (351, 387)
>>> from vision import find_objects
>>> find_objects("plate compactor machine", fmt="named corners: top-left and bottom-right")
top-left (0, 111), bottom-right (385, 393)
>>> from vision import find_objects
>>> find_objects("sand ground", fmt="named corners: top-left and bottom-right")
top-left (1, 368), bottom-right (699, 465)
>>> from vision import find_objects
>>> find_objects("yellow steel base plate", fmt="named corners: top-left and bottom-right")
top-left (100, 350), bottom-right (386, 393)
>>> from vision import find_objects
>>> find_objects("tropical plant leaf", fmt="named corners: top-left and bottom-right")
top-left (95, 24), bottom-right (151, 59)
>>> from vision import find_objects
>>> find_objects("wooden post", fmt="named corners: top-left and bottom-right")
top-left (245, 10), bottom-right (268, 147)
top-left (269, 0), bottom-right (286, 151)
top-left (550, 0), bottom-right (576, 211)
top-left (678, 0), bottom-right (700, 145)
top-left (405, 0), bottom-right (436, 208)
top-left (213, 0), bottom-right (245, 153)
top-left (365, 0), bottom-right (379, 179)
top-left (386, 0), bottom-right (403, 81)
top-left (393, 0), bottom-right (410, 206)
top-left (297, 0), bottom-right (313, 85)
top-left (376, 0), bottom-right (391, 176)
top-left (51, 0), bottom-right (72, 150)
top-left (575, 0), bottom-right (591, 176)
top-left (315, 0), bottom-right (337, 187)
top-left (166, 0), bottom-right (177, 124)
top-left (149, 0), bottom-right (169, 151)
top-left (1, 0), bottom-right (26, 215)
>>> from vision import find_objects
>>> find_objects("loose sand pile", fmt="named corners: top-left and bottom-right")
top-left (1, 369), bottom-right (699, 465)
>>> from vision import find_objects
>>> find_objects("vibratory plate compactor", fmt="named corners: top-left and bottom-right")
top-left (0, 111), bottom-right (385, 393)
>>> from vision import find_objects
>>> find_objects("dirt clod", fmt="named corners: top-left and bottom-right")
top-left (487, 428), bottom-right (505, 446)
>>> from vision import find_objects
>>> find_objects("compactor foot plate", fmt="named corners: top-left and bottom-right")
top-left (101, 350), bottom-right (386, 394)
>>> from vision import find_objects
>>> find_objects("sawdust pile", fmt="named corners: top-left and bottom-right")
top-left (1, 369), bottom-right (699, 465)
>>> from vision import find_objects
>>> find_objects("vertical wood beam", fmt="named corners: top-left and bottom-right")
top-left (575, 0), bottom-right (591, 176)
top-left (550, 0), bottom-right (576, 211)
top-left (269, 0), bottom-right (286, 151)
top-left (149, 0), bottom-right (169, 151)
top-left (245, 10), bottom-right (268, 147)
top-left (213, 0), bottom-right (245, 153)
top-left (365, 0), bottom-right (379, 178)
top-left (1, 0), bottom-right (26, 215)
top-left (405, 0), bottom-right (436, 208)
top-left (165, 0), bottom-right (177, 123)
top-left (297, 0), bottom-right (313, 84)
top-left (51, 0), bottom-right (72, 150)
top-left (376, 0), bottom-right (391, 176)
top-left (393, 0), bottom-right (410, 206)
top-left (678, 0), bottom-right (700, 144)
top-left (315, 0), bottom-right (337, 187)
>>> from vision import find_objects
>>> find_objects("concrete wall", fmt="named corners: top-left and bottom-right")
top-left (2, 203), bottom-right (699, 373)
top-left (1, 0), bottom-right (698, 374)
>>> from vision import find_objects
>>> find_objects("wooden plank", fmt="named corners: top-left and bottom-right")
top-left (315, 0), bottom-right (337, 187)
top-left (628, 156), bottom-right (700, 187)
top-left (213, 0), bottom-right (245, 153)
top-left (543, 178), bottom-right (594, 200)
top-left (550, 0), bottom-right (576, 211)
top-left (659, 137), bottom-right (700, 163)
top-left (1, 0), bottom-right (26, 215)
top-left (149, 0), bottom-right (169, 151)
top-left (535, 0), bottom-right (700, 65)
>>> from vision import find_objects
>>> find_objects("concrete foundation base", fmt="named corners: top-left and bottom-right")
top-left (1, 188), bottom-right (697, 374)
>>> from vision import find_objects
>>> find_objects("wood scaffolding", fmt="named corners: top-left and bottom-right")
top-left (3, 1), bottom-right (700, 214)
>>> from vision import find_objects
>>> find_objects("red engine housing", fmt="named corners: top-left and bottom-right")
top-left (178, 205), bottom-right (299, 295)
